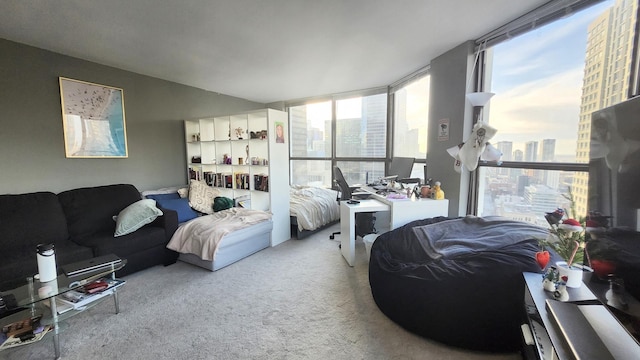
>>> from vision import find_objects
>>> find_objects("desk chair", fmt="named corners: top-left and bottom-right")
top-left (330, 166), bottom-right (375, 241)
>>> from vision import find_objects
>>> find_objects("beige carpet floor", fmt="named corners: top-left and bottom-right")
top-left (4, 224), bottom-right (522, 360)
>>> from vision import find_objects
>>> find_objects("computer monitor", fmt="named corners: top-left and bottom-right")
top-left (387, 157), bottom-right (415, 180)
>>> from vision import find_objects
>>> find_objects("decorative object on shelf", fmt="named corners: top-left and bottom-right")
top-left (556, 261), bottom-right (585, 288)
top-left (191, 156), bottom-right (201, 164)
top-left (447, 121), bottom-right (498, 172)
top-left (553, 276), bottom-right (570, 301)
top-left (542, 266), bottom-right (558, 292)
top-left (447, 40), bottom-right (499, 173)
top-left (535, 248), bottom-right (550, 270)
top-left (59, 77), bottom-right (128, 158)
top-left (235, 127), bottom-right (244, 139)
top-left (432, 181), bottom-right (445, 200)
top-left (246, 144), bottom-right (249, 164)
top-left (260, 130), bottom-right (267, 139)
top-left (420, 185), bottom-right (431, 198)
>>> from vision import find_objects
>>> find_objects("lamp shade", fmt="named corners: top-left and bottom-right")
top-left (466, 92), bottom-right (495, 107)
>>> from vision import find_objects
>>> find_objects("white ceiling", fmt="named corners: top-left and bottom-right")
top-left (0, 0), bottom-right (546, 103)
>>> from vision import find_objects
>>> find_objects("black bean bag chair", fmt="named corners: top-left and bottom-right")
top-left (369, 216), bottom-right (547, 352)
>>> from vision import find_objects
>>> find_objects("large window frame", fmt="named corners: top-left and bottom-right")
top-left (286, 87), bottom-right (390, 187)
top-left (471, 0), bottom-right (640, 220)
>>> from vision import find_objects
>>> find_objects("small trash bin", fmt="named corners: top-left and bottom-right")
top-left (363, 234), bottom-right (380, 261)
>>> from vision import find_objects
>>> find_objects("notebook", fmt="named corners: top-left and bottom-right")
top-left (61, 254), bottom-right (122, 277)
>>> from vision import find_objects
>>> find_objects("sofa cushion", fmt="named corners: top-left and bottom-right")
top-left (156, 198), bottom-right (198, 223)
top-left (0, 192), bottom-right (69, 252)
top-left (58, 184), bottom-right (142, 243)
top-left (188, 180), bottom-right (220, 214)
top-left (80, 227), bottom-right (168, 257)
top-left (114, 199), bottom-right (163, 237)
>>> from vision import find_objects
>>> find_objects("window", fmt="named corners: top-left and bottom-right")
top-left (393, 75), bottom-right (430, 178)
top-left (335, 94), bottom-right (387, 158)
top-left (288, 90), bottom-right (388, 187)
top-left (478, 0), bottom-right (637, 222)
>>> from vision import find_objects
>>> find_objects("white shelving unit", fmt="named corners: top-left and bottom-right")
top-left (184, 108), bottom-right (291, 246)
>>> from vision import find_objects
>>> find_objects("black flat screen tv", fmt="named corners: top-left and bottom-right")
top-left (588, 95), bottom-right (640, 316)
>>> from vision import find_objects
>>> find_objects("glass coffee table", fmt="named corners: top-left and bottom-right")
top-left (0, 258), bottom-right (126, 359)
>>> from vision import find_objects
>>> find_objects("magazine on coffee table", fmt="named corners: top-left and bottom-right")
top-left (58, 278), bottom-right (125, 310)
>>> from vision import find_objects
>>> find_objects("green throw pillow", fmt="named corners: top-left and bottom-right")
top-left (114, 199), bottom-right (163, 237)
top-left (213, 196), bottom-right (234, 212)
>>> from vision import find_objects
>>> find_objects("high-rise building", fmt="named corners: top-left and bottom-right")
top-left (541, 139), bottom-right (556, 162)
top-left (574, 0), bottom-right (637, 217)
top-left (525, 141), bottom-right (538, 162)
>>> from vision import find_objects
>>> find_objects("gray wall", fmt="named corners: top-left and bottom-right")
top-left (0, 39), bottom-right (263, 194)
top-left (427, 41), bottom-right (474, 217)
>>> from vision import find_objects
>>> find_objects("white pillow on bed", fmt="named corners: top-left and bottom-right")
top-left (188, 180), bottom-right (220, 214)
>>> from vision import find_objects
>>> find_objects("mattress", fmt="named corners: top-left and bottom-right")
top-left (289, 185), bottom-right (339, 231)
top-left (178, 219), bottom-right (273, 271)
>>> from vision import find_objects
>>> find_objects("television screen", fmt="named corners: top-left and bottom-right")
top-left (589, 96), bottom-right (640, 229)
top-left (588, 96), bottom-right (640, 327)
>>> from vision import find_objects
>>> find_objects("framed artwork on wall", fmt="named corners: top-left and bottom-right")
top-left (59, 77), bottom-right (128, 158)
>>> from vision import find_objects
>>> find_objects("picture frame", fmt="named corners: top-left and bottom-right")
top-left (59, 77), bottom-right (128, 158)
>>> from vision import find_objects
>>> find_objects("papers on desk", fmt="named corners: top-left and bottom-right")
top-left (386, 193), bottom-right (409, 200)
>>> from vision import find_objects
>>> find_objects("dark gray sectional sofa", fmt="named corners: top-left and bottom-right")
top-left (0, 184), bottom-right (179, 291)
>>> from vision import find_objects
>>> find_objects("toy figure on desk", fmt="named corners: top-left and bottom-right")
top-left (432, 181), bottom-right (445, 200)
top-left (542, 266), bottom-right (558, 292)
top-left (554, 276), bottom-right (570, 302)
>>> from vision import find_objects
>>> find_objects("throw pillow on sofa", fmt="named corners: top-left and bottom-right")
top-left (155, 198), bottom-right (198, 223)
top-left (113, 199), bottom-right (163, 237)
top-left (188, 180), bottom-right (220, 214)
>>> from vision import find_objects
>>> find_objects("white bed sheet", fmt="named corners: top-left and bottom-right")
top-left (167, 208), bottom-right (272, 261)
top-left (289, 185), bottom-right (340, 231)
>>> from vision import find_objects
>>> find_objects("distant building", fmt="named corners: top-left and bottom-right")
top-left (525, 141), bottom-right (538, 162)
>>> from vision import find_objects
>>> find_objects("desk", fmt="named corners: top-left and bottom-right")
top-left (340, 199), bottom-right (389, 266)
top-left (339, 188), bottom-right (449, 266)
top-left (359, 186), bottom-right (449, 229)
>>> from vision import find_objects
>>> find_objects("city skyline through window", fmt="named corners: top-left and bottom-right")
top-left (479, 0), bottom-right (637, 225)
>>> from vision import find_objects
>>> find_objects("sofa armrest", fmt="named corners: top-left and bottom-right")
top-left (150, 207), bottom-right (179, 241)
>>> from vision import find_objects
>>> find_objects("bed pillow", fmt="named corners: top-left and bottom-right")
top-left (113, 199), bottom-right (163, 237)
top-left (188, 180), bottom-right (220, 214)
top-left (156, 198), bottom-right (198, 223)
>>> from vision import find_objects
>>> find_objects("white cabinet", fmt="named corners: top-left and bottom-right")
top-left (184, 108), bottom-right (291, 246)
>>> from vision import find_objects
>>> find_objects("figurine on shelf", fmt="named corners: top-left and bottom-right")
top-left (542, 266), bottom-right (558, 292)
top-left (432, 181), bottom-right (445, 200)
top-left (553, 276), bottom-right (570, 302)
top-left (235, 127), bottom-right (244, 139)
top-left (246, 145), bottom-right (249, 164)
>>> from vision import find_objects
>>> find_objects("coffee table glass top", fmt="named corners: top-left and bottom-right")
top-left (8, 260), bottom-right (126, 308)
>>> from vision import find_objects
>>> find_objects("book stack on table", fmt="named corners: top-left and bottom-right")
top-left (55, 278), bottom-right (125, 311)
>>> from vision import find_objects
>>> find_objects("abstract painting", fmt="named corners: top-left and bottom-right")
top-left (59, 77), bottom-right (128, 158)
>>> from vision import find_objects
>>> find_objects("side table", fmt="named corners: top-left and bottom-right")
top-left (0, 259), bottom-right (126, 359)
top-left (521, 271), bottom-right (640, 360)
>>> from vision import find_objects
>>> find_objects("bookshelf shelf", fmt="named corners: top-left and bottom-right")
top-left (184, 108), bottom-right (291, 245)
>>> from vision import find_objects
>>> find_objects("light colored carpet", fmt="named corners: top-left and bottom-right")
top-left (4, 224), bottom-right (522, 360)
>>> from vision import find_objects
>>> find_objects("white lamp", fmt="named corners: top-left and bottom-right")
top-left (466, 92), bottom-right (495, 107)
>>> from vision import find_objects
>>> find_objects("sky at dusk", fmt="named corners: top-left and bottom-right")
top-left (488, 1), bottom-right (614, 159)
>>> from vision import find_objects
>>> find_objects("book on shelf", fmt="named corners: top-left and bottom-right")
top-left (58, 278), bottom-right (125, 310)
